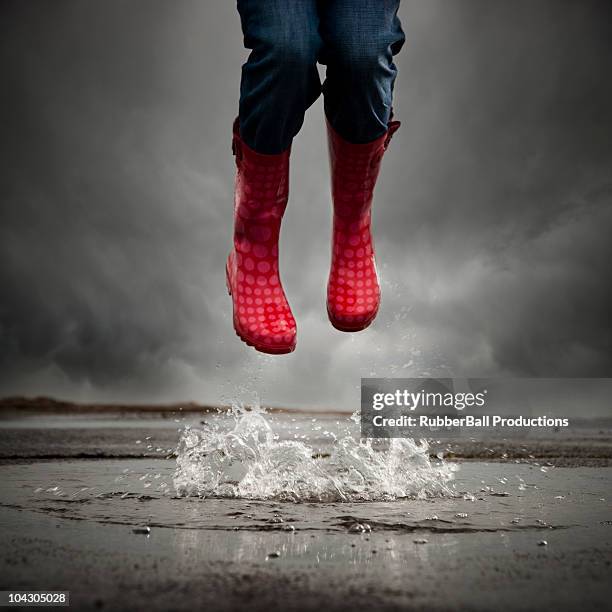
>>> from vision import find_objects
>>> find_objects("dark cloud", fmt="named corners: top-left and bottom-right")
top-left (1, 1), bottom-right (611, 408)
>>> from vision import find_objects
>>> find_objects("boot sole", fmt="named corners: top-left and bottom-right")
top-left (226, 257), bottom-right (296, 355)
top-left (327, 305), bottom-right (378, 332)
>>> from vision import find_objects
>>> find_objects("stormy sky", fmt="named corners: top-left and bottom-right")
top-left (1, 1), bottom-right (611, 410)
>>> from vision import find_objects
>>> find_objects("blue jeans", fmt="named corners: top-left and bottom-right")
top-left (237, 0), bottom-right (405, 154)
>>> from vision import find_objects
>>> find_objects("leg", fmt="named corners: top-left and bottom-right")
top-left (319, 0), bottom-right (405, 143)
top-left (229, 1), bottom-right (321, 353)
top-left (319, 0), bottom-right (404, 331)
top-left (237, 0), bottom-right (322, 154)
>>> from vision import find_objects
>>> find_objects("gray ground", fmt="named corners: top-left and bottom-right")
top-left (0, 411), bottom-right (611, 611)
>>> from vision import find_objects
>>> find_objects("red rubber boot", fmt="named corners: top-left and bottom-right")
top-left (226, 120), bottom-right (296, 354)
top-left (326, 119), bottom-right (400, 331)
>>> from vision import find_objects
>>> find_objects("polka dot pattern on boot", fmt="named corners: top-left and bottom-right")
top-left (227, 124), bottom-right (296, 353)
top-left (325, 120), bottom-right (398, 331)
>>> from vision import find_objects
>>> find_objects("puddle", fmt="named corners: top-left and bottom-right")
top-left (1, 459), bottom-right (609, 541)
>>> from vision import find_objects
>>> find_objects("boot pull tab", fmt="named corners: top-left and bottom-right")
top-left (371, 120), bottom-right (401, 168)
top-left (232, 134), bottom-right (243, 163)
top-left (231, 117), bottom-right (243, 163)
top-left (384, 120), bottom-right (401, 149)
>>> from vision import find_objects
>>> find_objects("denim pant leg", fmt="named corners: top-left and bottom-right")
top-left (237, 0), bottom-right (322, 154)
top-left (319, 0), bottom-right (405, 144)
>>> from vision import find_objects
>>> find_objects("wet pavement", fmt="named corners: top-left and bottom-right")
top-left (0, 412), bottom-right (611, 610)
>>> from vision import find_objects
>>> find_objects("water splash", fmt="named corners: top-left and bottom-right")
top-left (173, 403), bottom-right (456, 502)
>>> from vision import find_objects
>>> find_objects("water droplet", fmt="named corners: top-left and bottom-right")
top-left (132, 526), bottom-right (151, 535)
